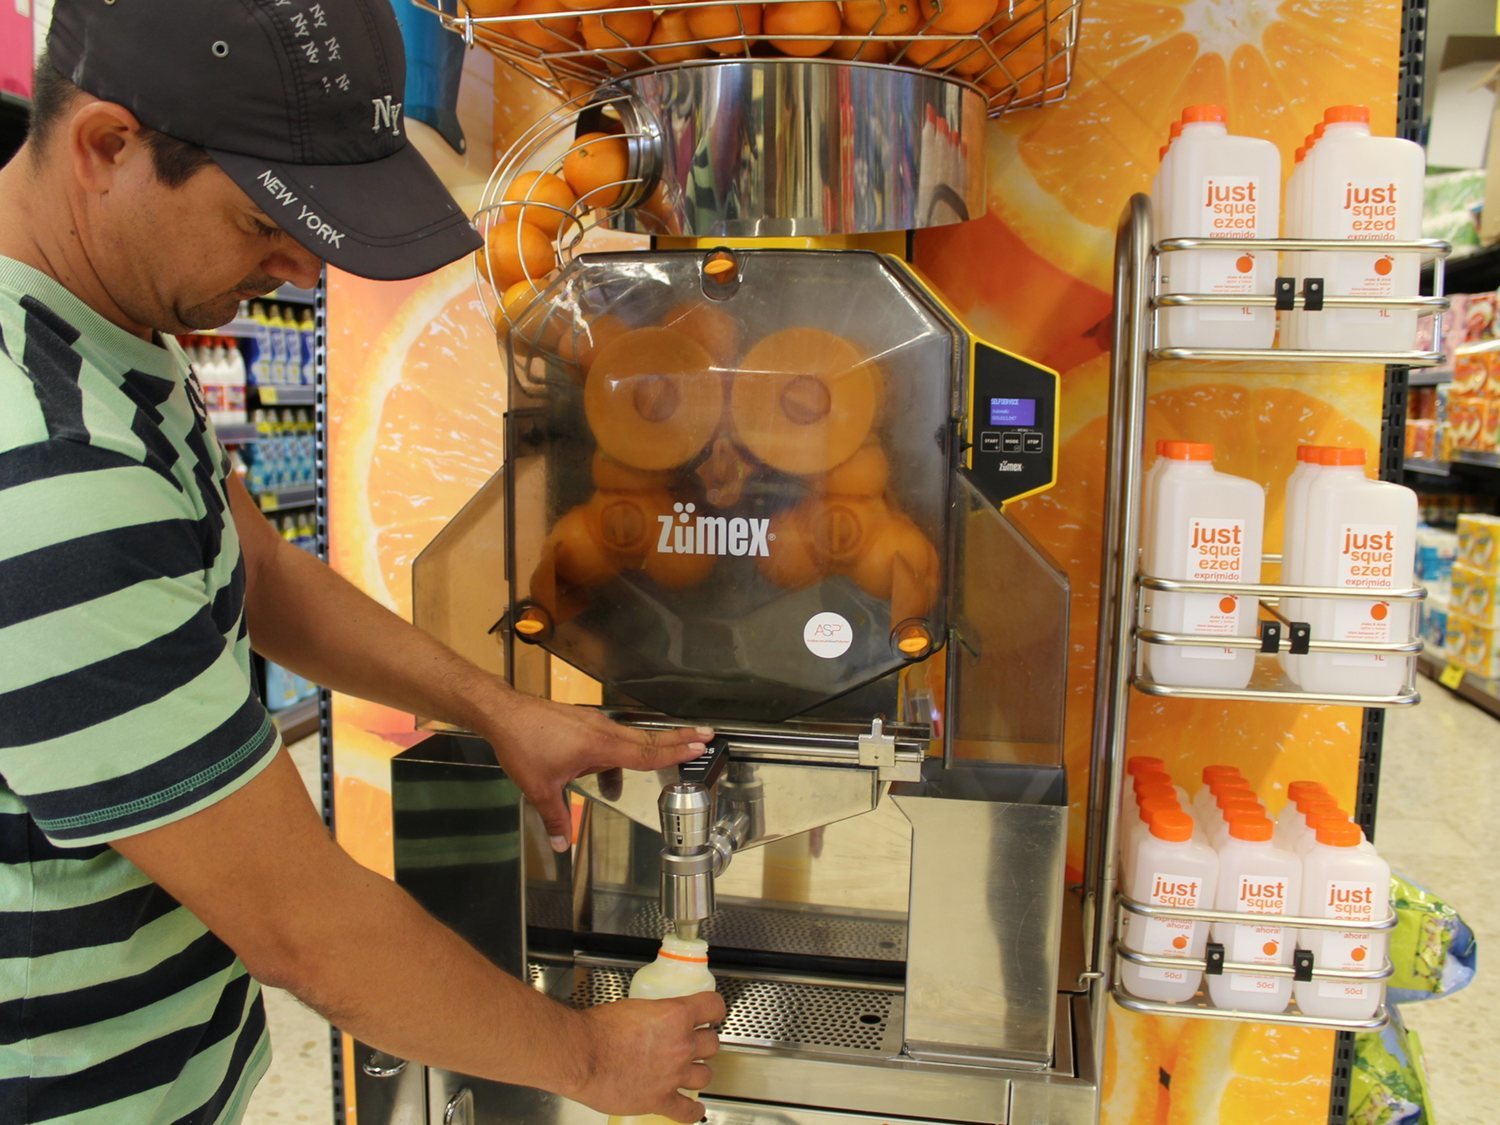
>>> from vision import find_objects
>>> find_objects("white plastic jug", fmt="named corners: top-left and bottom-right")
top-left (1142, 442), bottom-right (1266, 689)
top-left (1209, 814), bottom-right (1301, 1013)
top-left (1298, 105), bottom-right (1423, 354)
top-left (1120, 807), bottom-right (1219, 1004)
top-left (1294, 819), bottom-right (1389, 1020)
top-left (1296, 448), bottom-right (1418, 696)
top-left (1157, 104), bottom-right (1280, 350)
top-left (608, 935), bottom-right (717, 1125)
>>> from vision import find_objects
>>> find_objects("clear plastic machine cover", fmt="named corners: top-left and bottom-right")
top-left (505, 250), bottom-right (956, 721)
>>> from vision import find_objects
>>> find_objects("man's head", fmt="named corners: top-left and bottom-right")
top-left (21, 0), bottom-right (480, 332)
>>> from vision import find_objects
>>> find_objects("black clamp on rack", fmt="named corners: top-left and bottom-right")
top-left (1274, 277), bottom-right (1296, 311)
top-left (1303, 277), bottom-right (1325, 312)
top-left (1204, 941), bottom-right (1226, 976)
top-left (1293, 948), bottom-right (1316, 983)
top-left (1258, 620), bottom-right (1283, 654)
top-left (1287, 620), bottom-right (1312, 655)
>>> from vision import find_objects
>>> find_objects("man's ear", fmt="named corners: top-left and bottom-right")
top-left (69, 101), bottom-right (149, 194)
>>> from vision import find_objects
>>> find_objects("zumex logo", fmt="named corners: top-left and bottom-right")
top-left (656, 502), bottom-right (772, 557)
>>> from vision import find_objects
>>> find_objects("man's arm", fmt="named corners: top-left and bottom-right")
top-left (228, 475), bottom-right (710, 848)
top-left (112, 748), bottom-right (724, 1122)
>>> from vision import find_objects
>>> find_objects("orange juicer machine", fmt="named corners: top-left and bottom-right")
top-left (358, 17), bottom-right (1102, 1123)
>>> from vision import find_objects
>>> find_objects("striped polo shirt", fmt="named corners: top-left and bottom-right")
top-left (0, 259), bottom-right (282, 1123)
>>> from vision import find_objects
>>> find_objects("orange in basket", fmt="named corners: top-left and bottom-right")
top-left (494, 279), bottom-right (542, 336)
top-left (580, 6), bottom-right (653, 65)
top-left (843, 0), bottom-right (919, 35)
top-left (498, 171), bottom-right (576, 238)
top-left (829, 31), bottom-right (892, 62)
top-left (479, 219), bottom-right (555, 290)
top-left (688, 3), bottom-right (764, 52)
top-left (504, 0), bottom-right (581, 51)
top-left (562, 131), bottom-right (632, 209)
top-left (765, 1), bottom-right (842, 57)
top-left (466, 0), bottom-right (519, 15)
top-left (918, 0), bottom-right (998, 35)
top-left (647, 9), bottom-right (712, 64)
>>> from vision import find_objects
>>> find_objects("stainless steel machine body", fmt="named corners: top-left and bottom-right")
top-left (359, 61), bottom-right (1095, 1125)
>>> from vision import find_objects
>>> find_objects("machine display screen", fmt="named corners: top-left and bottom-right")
top-left (988, 397), bottom-right (1037, 427)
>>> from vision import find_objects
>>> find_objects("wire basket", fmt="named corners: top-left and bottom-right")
top-left (417, 0), bottom-right (1079, 117)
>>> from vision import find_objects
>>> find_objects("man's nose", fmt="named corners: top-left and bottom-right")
top-left (265, 239), bottom-right (324, 291)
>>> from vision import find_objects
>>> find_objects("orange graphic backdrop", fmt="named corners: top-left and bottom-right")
top-left (325, 3), bottom-right (1402, 1120)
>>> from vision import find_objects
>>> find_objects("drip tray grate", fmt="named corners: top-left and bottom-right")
top-left (548, 964), bottom-right (900, 1059)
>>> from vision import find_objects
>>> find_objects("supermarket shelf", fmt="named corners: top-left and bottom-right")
top-left (216, 423), bottom-right (260, 445)
top-left (1453, 450), bottom-right (1500, 472)
top-left (257, 484), bottom-right (316, 513)
top-left (1418, 651), bottom-right (1500, 719)
top-left (251, 385), bottom-right (316, 406)
top-left (1403, 458), bottom-right (1451, 478)
top-left (201, 319), bottom-right (258, 340)
top-left (270, 697), bottom-right (319, 743)
top-left (1407, 367), bottom-right (1452, 387)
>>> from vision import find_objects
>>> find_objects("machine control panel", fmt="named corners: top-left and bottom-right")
top-left (677, 736), bottom-right (731, 788)
top-left (963, 342), bottom-right (1059, 508)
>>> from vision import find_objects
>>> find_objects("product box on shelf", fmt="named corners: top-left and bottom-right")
top-left (1446, 618), bottom-right (1467, 659)
top-left (1462, 619), bottom-right (1500, 678)
top-left (1458, 513), bottom-right (1500, 573)
top-left (1461, 291), bottom-right (1497, 341)
top-left (1452, 347), bottom-right (1494, 397)
top-left (1405, 419), bottom-right (1438, 460)
top-left (1453, 561), bottom-right (1500, 624)
top-left (1421, 600), bottom-right (1450, 653)
top-left (1415, 526), bottom-right (1457, 600)
top-left (1448, 396), bottom-right (1494, 452)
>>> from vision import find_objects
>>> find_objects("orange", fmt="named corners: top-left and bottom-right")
top-left (981, 26), bottom-right (1067, 109)
top-left (688, 3), bottom-right (763, 52)
top-left (658, 299), bottom-right (740, 366)
top-left (504, 0), bottom-right (581, 51)
top-left (843, 0), bottom-right (919, 35)
top-left (498, 171), bottom-right (577, 238)
top-left (479, 218), bottom-right (556, 290)
top-left (647, 9), bottom-right (712, 64)
top-left (829, 30), bottom-right (892, 62)
top-left (562, 130), bottom-right (632, 209)
top-left (986, 0), bottom-right (1400, 292)
top-left (465, 0), bottom-right (519, 15)
top-left (765, 1), bottom-right (841, 56)
top-left (326, 265), bottom-right (509, 621)
top-left (580, 7), bottom-right (654, 64)
top-left (918, 0), bottom-right (997, 34)
top-left (494, 278), bottom-right (544, 336)
top-left (1167, 1022), bottom-right (1333, 1123)
top-left (1101, 1002), bottom-right (1162, 1123)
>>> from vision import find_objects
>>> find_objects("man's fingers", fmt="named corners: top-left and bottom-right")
top-left (691, 1028), bottom-right (720, 1060)
top-left (624, 724), bottom-right (714, 768)
top-left (662, 1092), bottom-right (709, 1124)
top-left (529, 788), bottom-right (573, 853)
top-left (685, 989), bottom-right (727, 1027)
top-left (678, 1062), bottom-right (713, 1093)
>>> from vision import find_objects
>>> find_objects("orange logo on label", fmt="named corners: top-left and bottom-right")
top-left (1370, 601), bottom-right (1389, 621)
top-left (1263, 940), bottom-right (1279, 956)
top-left (1219, 595), bottom-right (1238, 613)
top-left (1236, 253), bottom-right (1255, 274)
top-left (1171, 935), bottom-right (1189, 950)
top-left (1351, 946), bottom-right (1368, 962)
top-left (1374, 255), bottom-right (1393, 276)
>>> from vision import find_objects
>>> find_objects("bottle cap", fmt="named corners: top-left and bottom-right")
top-left (1313, 123), bottom-right (1327, 142)
top-left (1297, 793), bottom-right (1340, 814)
top-left (1229, 814), bottom-right (1274, 842)
top-left (1139, 794), bottom-right (1180, 820)
top-left (1159, 145), bottom-right (1169, 162)
top-left (1149, 808), bottom-right (1194, 842)
top-left (1169, 121), bottom-right (1183, 139)
top-left (1219, 796), bottom-right (1265, 820)
top-left (1212, 778), bottom-right (1255, 801)
top-left (1314, 819), bottom-right (1362, 847)
top-left (1305, 808), bottom-right (1350, 834)
top-left (1181, 104), bottom-right (1227, 124)
top-left (1325, 104), bottom-right (1371, 124)
top-left (1294, 146), bottom-right (1306, 163)
top-left (1295, 445), bottom-right (1312, 462)
top-left (1127, 755), bottom-right (1167, 777)
top-left (1135, 778), bottom-right (1176, 805)
top-left (1155, 439), bottom-right (1170, 455)
top-left (1287, 780), bottom-right (1327, 801)
top-left (1321, 447), bottom-right (1367, 467)
top-left (1162, 440), bottom-right (1214, 462)
top-left (1201, 764), bottom-right (1243, 785)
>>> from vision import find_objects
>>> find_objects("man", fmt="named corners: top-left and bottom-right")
top-left (0, 2), bottom-right (724, 1122)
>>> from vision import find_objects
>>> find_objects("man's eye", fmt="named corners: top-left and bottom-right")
top-left (253, 220), bottom-right (280, 239)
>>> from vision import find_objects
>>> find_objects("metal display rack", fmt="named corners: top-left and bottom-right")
top-left (1084, 194), bottom-right (1450, 1063)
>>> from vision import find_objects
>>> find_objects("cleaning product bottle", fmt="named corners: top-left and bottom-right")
top-left (1300, 105), bottom-right (1424, 354)
top-left (1143, 442), bottom-right (1266, 688)
top-left (608, 935), bottom-right (717, 1125)
top-left (1120, 807), bottom-right (1218, 1004)
top-left (1208, 812), bottom-right (1300, 1013)
top-left (1297, 447), bottom-right (1418, 696)
top-left (223, 341), bottom-right (248, 424)
top-left (300, 308), bottom-right (318, 385)
top-left (1157, 104), bottom-right (1281, 350)
top-left (1294, 819), bottom-right (1389, 1020)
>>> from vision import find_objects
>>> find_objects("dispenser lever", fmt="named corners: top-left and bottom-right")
top-left (678, 735), bottom-right (731, 788)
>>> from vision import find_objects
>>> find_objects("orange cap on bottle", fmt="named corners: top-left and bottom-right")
top-left (1213, 778), bottom-right (1256, 799)
top-left (1139, 794), bottom-right (1180, 821)
top-left (1182, 104), bottom-right (1227, 124)
top-left (1325, 104), bottom-right (1371, 125)
top-left (1305, 808), bottom-right (1351, 835)
top-left (1135, 777), bottom-right (1175, 801)
top-left (1321, 447), bottom-right (1367, 467)
top-left (1313, 123), bottom-right (1327, 143)
top-left (1314, 819), bottom-right (1363, 847)
top-left (1229, 814), bottom-right (1274, 842)
top-left (1287, 780), bottom-right (1328, 801)
top-left (1297, 793), bottom-right (1340, 814)
top-left (1201, 765), bottom-right (1243, 785)
top-left (1170, 121), bottom-right (1183, 140)
top-left (1163, 441), bottom-right (1214, 462)
top-left (1219, 797), bottom-right (1265, 821)
top-left (1294, 146), bottom-right (1306, 164)
top-left (1149, 808), bottom-right (1195, 842)
top-left (1127, 756), bottom-right (1166, 776)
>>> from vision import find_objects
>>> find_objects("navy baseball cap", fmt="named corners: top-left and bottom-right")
top-left (47, 0), bottom-right (484, 280)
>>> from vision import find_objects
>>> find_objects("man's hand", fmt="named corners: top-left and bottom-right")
top-left (573, 992), bottom-right (727, 1122)
top-left (479, 691), bottom-right (713, 852)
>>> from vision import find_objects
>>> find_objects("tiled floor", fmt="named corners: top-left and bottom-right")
top-left (245, 687), bottom-right (1497, 1123)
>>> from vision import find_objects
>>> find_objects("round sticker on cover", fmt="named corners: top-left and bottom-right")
top-left (804, 612), bottom-right (853, 659)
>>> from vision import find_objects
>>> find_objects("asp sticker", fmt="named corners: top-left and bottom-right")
top-left (803, 612), bottom-right (853, 659)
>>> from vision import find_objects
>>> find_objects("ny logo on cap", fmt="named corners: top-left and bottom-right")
top-left (372, 95), bottom-right (403, 137)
